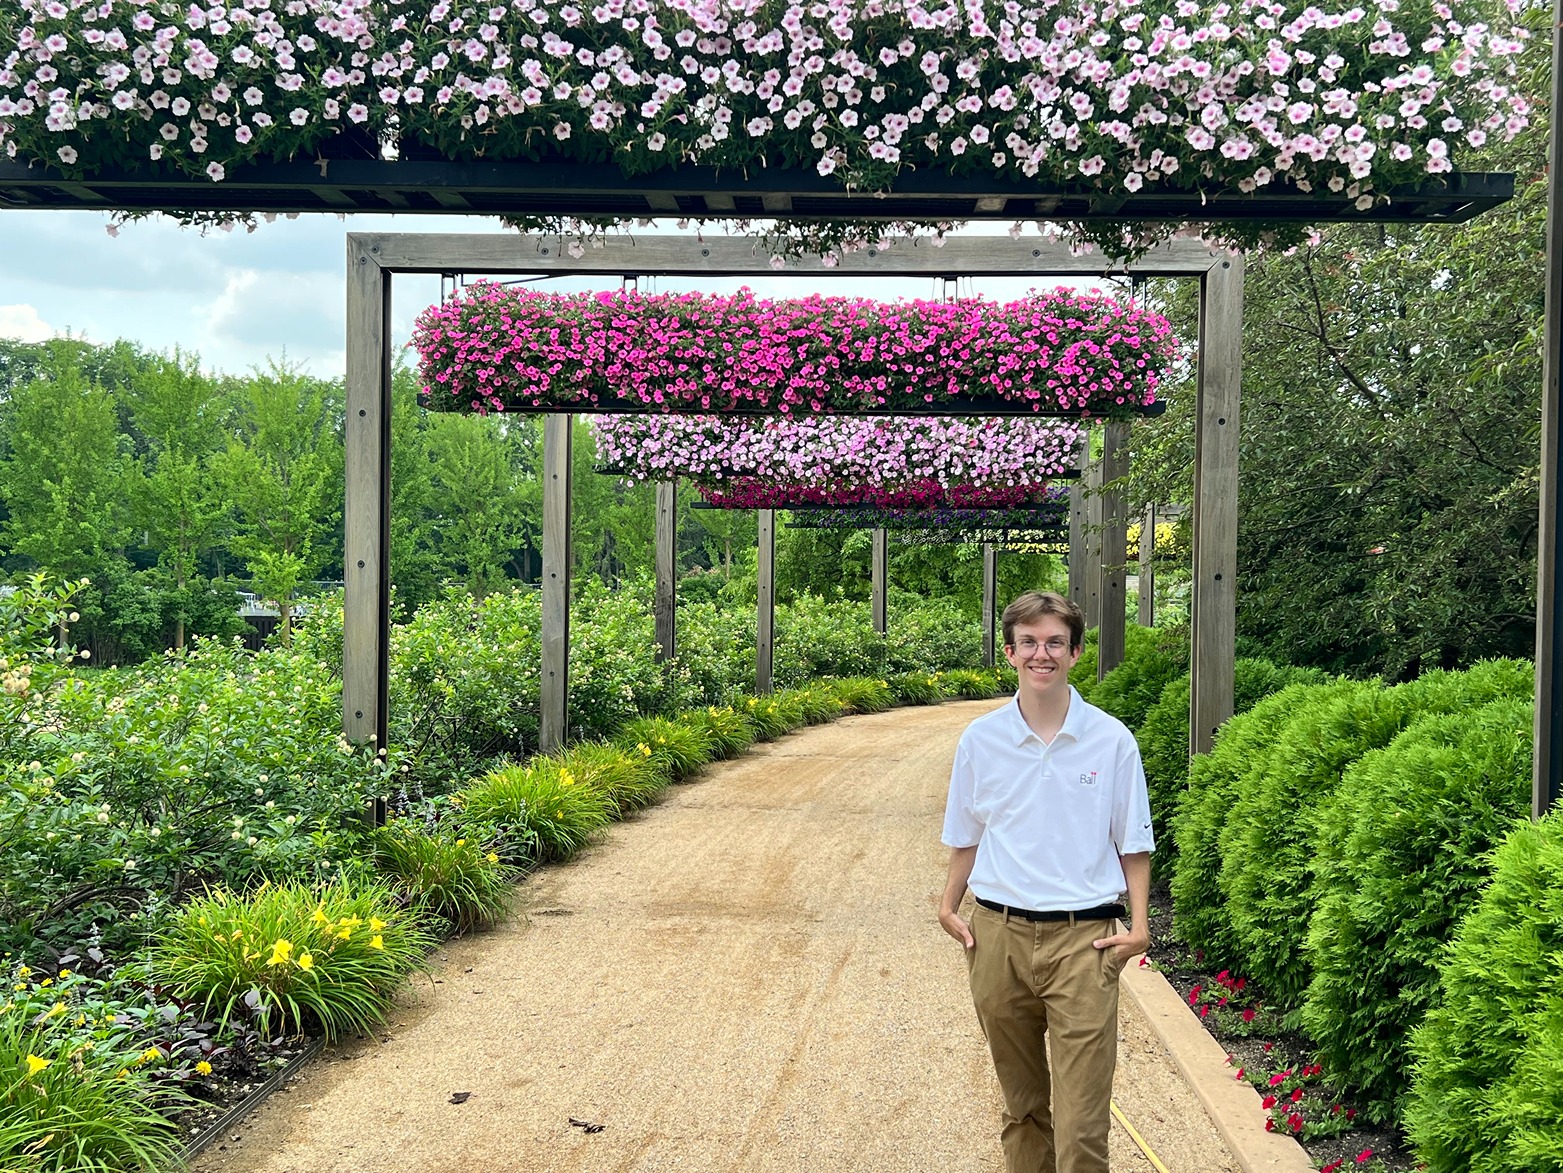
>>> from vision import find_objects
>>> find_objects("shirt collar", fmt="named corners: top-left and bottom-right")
top-left (1008, 686), bottom-right (1087, 746)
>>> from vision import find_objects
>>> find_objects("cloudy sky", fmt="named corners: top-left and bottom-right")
top-left (0, 210), bottom-right (1120, 380)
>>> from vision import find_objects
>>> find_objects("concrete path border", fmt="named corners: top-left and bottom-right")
top-left (1120, 955), bottom-right (1319, 1173)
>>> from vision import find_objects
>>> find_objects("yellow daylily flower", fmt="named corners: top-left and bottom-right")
top-left (486, 852), bottom-right (499, 864)
top-left (311, 906), bottom-right (330, 925)
top-left (297, 953), bottom-right (314, 972)
top-left (369, 934), bottom-right (384, 950)
top-left (266, 939), bottom-right (294, 967)
top-left (369, 917), bottom-right (387, 933)
top-left (25, 1054), bottom-right (50, 1076)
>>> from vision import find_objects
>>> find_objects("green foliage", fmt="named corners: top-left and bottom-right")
top-left (785, 683), bottom-right (847, 724)
top-left (1405, 810), bottom-right (1563, 1173)
top-left (887, 671), bottom-right (945, 706)
top-left (942, 668), bottom-right (1001, 700)
top-left (1301, 698), bottom-right (1532, 1123)
top-left (740, 693), bottom-right (801, 740)
top-left (1078, 626), bottom-right (1185, 728)
top-left (144, 879), bottom-right (432, 1041)
top-left (1170, 680), bottom-right (1361, 968)
top-left (675, 705), bottom-right (757, 759)
top-left (1139, 658), bottom-right (1328, 845)
top-left (1219, 660), bottom-right (1532, 1007)
top-left (559, 741), bottom-right (669, 814)
top-left (829, 676), bottom-right (895, 715)
top-left (1068, 627), bottom-right (1102, 698)
top-left (371, 819), bottom-right (520, 933)
top-left (0, 1007), bottom-right (187, 1173)
top-left (460, 759), bottom-right (613, 863)
top-left (612, 715), bottom-right (714, 782)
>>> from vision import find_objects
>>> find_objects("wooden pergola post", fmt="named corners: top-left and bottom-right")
top-left (1083, 449), bottom-right (1104, 630)
top-left (871, 527), bottom-right (888, 635)
top-left (1138, 503), bottom-right (1157, 627)
top-left (1190, 257), bottom-right (1244, 756)
top-left (1067, 442), bottom-right (1089, 609)
top-left (655, 480), bottom-right (677, 663)
top-left (757, 508), bottom-right (776, 694)
top-left (1536, 0), bottom-right (1563, 818)
top-left (540, 414), bottom-right (573, 753)
top-left (1098, 420), bottom-right (1129, 679)
top-left (982, 542), bottom-right (999, 667)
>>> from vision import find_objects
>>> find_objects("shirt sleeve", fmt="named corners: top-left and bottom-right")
top-left (940, 735), bottom-right (985, 848)
top-left (1110, 732), bottom-right (1156, 855)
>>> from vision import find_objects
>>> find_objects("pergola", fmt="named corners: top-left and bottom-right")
top-left (345, 233), bottom-right (1242, 760)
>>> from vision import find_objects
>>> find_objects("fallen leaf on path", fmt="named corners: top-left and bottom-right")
top-left (449, 1092), bottom-right (472, 1105)
top-left (568, 1117), bottom-right (605, 1134)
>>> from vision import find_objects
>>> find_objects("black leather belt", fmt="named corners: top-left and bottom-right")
top-left (975, 897), bottom-right (1125, 922)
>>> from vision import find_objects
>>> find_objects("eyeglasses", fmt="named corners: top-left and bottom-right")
top-left (1010, 637), bottom-right (1072, 656)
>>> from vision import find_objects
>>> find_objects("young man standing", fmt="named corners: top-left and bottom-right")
top-left (938, 590), bottom-right (1154, 1173)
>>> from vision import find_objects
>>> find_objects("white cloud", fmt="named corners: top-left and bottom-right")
top-left (0, 303), bottom-right (56, 343)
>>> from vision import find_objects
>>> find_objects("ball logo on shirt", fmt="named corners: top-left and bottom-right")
top-left (1079, 771), bottom-right (1098, 786)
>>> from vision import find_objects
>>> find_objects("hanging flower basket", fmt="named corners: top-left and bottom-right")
top-left (416, 285), bottom-right (1177, 415)
top-left (694, 480), bottom-right (1069, 509)
top-left (593, 413), bottom-right (1084, 488)
top-left (782, 504), bottom-right (1069, 530)
top-left (0, 0), bottom-right (1531, 250)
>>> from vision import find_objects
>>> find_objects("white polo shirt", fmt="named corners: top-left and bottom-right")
top-left (941, 687), bottom-right (1155, 911)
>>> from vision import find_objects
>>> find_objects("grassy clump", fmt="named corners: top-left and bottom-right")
top-left (942, 668), bottom-right (1001, 700)
top-left (561, 741), bottom-right (669, 814)
top-left (1405, 809), bottom-right (1563, 1173)
top-left (460, 759), bottom-right (614, 863)
top-left (676, 705), bottom-right (757, 759)
top-left (829, 677), bottom-right (896, 715)
top-left (1300, 698), bottom-right (1532, 1123)
top-left (787, 684), bottom-right (846, 725)
top-left (887, 671), bottom-right (945, 705)
top-left (741, 693), bottom-right (798, 740)
top-left (144, 879), bottom-right (432, 1041)
top-left (372, 819), bottom-right (520, 933)
top-left (612, 715), bottom-right (714, 782)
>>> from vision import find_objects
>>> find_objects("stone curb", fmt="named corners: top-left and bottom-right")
top-left (1120, 954), bottom-right (1320, 1173)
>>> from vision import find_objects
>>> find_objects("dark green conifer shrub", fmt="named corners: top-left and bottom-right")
top-left (1300, 698), bottom-right (1532, 1122)
top-left (1405, 810), bottom-right (1563, 1173)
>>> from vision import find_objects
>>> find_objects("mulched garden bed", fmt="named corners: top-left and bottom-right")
top-left (1143, 879), bottom-right (1418, 1173)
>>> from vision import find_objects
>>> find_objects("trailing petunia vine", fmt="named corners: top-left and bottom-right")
top-left (415, 284), bottom-right (1178, 414)
top-left (0, 0), bottom-right (1535, 256)
top-left (694, 479), bottom-right (1066, 508)
top-left (780, 503), bottom-right (1069, 528)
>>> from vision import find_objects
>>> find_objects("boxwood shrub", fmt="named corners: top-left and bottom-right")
top-left (1300, 697), bottom-right (1532, 1122)
top-left (1087, 627), bottom-right (1189, 732)
top-left (1405, 810), bottom-right (1563, 1173)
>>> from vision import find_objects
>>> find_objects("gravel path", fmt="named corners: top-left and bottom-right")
top-left (195, 700), bottom-right (1239, 1173)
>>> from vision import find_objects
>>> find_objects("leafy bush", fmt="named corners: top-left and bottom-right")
top-left (144, 879), bottom-right (432, 1041)
top-left (612, 715), bottom-right (714, 782)
top-left (371, 819), bottom-right (519, 933)
top-left (788, 683), bottom-right (848, 724)
top-left (943, 667), bottom-right (1001, 700)
top-left (741, 693), bottom-right (800, 740)
top-left (830, 677), bottom-right (896, 715)
top-left (1405, 810), bottom-right (1563, 1173)
top-left (1218, 659), bottom-right (1532, 1007)
top-left (1170, 680), bottom-right (1362, 969)
top-left (1300, 698), bottom-right (1532, 1123)
top-left (460, 758), bottom-right (614, 863)
top-left (887, 671), bottom-right (945, 705)
top-left (1087, 627), bottom-right (1189, 730)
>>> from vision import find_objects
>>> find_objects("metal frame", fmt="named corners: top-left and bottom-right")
top-left (343, 234), bottom-right (1243, 762)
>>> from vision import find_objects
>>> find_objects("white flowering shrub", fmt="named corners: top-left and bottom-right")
top-left (0, 0), bottom-right (1536, 252)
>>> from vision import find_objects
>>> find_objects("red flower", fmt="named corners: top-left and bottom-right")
top-left (1290, 1087), bottom-right (1305, 1103)
top-left (1242, 1008), bottom-right (1257, 1023)
top-left (1188, 985), bottom-right (1203, 1006)
top-left (1323, 1162), bottom-right (1344, 1173)
top-left (1234, 1068), bottom-right (1245, 1080)
top-left (1346, 1108), bottom-right (1357, 1122)
top-left (1288, 1113), bottom-right (1304, 1133)
top-left (1264, 1042), bottom-right (1274, 1053)
top-left (1356, 1150), bottom-right (1374, 1165)
top-left (1262, 1095), bottom-right (1277, 1110)
top-left (1331, 1104), bottom-right (1343, 1115)
top-left (1264, 1120), bottom-right (1275, 1132)
top-left (1269, 1072), bottom-right (1287, 1087)
top-left (1200, 1005), bottom-right (1211, 1018)
top-left (1236, 977), bottom-right (1247, 992)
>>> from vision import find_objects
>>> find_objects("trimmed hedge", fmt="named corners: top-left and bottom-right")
top-left (1068, 624), bottom-right (1163, 702)
top-left (1087, 628), bottom-right (1189, 732)
top-left (1300, 697), bottom-right (1533, 1122)
top-left (1217, 660), bottom-right (1532, 1008)
top-left (1405, 810), bottom-right (1563, 1173)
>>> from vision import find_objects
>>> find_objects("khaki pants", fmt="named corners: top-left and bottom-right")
top-left (966, 903), bottom-right (1127, 1173)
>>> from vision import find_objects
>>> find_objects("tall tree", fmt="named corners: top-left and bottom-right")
top-left (212, 361), bottom-right (343, 641)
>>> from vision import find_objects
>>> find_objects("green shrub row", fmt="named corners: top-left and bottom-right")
top-left (1074, 631), bottom-right (1559, 1169)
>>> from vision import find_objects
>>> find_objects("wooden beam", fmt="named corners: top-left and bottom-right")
top-left (871, 527), bottom-right (888, 635)
top-left (655, 480), bottom-right (677, 664)
top-left (1138, 503), bottom-right (1157, 627)
top-left (1190, 257), bottom-right (1243, 756)
top-left (1098, 420), bottom-right (1129, 679)
top-left (1538, 0), bottom-right (1563, 818)
top-left (343, 238), bottom-right (391, 828)
top-left (757, 509), bottom-right (775, 694)
top-left (540, 415), bottom-right (573, 753)
top-left (353, 233), bottom-right (1236, 277)
top-left (1068, 442), bottom-right (1089, 608)
top-left (982, 543), bottom-right (998, 667)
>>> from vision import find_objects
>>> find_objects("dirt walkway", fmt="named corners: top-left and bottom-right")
top-left (195, 701), bottom-right (1239, 1173)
